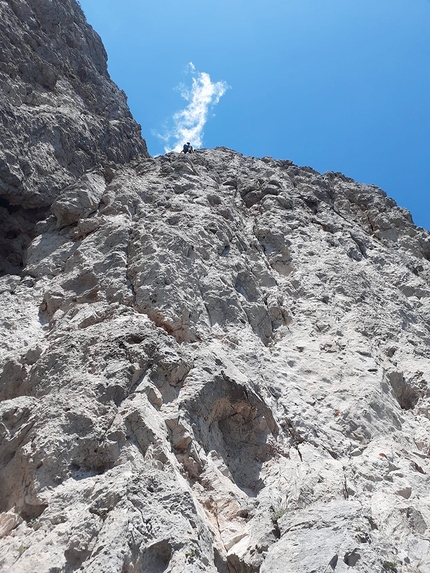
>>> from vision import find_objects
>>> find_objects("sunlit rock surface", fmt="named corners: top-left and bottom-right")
top-left (1, 2), bottom-right (430, 573)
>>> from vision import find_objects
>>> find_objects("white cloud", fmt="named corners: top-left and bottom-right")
top-left (157, 63), bottom-right (229, 153)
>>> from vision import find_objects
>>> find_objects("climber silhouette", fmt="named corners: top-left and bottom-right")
top-left (182, 142), bottom-right (194, 154)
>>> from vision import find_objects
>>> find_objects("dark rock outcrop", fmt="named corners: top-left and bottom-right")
top-left (0, 0), bottom-right (148, 275)
top-left (0, 0), bottom-right (148, 210)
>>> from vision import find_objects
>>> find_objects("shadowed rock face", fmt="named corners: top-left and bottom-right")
top-left (0, 0), bottom-right (148, 275)
top-left (0, 0), bottom-right (148, 210)
top-left (2, 3), bottom-right (430, 573)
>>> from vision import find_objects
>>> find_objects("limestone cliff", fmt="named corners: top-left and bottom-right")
top-left (1, 2), bottom-right (430, 573)
top-left (0, 0), bottom-right (148, 275)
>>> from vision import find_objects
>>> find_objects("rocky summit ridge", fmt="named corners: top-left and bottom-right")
top-left (1, 2), bottom-right (430, 573)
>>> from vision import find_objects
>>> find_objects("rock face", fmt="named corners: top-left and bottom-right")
top-left (1, 3), bottom-right (430, 573)
top-left (0, 0), bottom-right (148, 275)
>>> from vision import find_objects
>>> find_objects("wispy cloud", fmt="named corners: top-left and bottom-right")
top-left (156, 63), bottom-right (229, 153)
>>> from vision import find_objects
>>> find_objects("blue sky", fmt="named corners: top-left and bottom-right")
top-left (78, 0), bottom-right (430, 230)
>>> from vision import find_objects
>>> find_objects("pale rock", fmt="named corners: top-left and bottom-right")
top-left (0, 512), bottom-right (21, 539)
top-left (51, 172), bottom-right (106, 228)
top-left (2, 2), bottom-right (430, 573)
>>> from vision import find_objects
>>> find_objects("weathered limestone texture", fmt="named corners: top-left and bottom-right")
top-left (1, 2), bottom-right (430, 573)
top-left (2, 147), bottom-right (430, 573)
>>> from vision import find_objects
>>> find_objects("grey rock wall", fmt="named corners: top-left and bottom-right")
top-left (1, 148), bottom-right (430, 572)
top-left (0, 0), bottom-right (148, 275)
top-left (0, 0), bottom-right (148, 209)
top-left (1, 1), bottom-right (430, 573)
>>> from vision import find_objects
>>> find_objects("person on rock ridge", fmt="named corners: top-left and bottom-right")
top-left (182, 142), bottom-right (194, 154)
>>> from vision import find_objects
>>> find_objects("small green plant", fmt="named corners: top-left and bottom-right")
top-left (186, 549), bottom-right (196, 563)
top-left (271, 505), bottom-right (288, 522)
top-left (383, 561), bottom-right (397, 572)
top-left (18, 546), bottom-right (27, 556)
